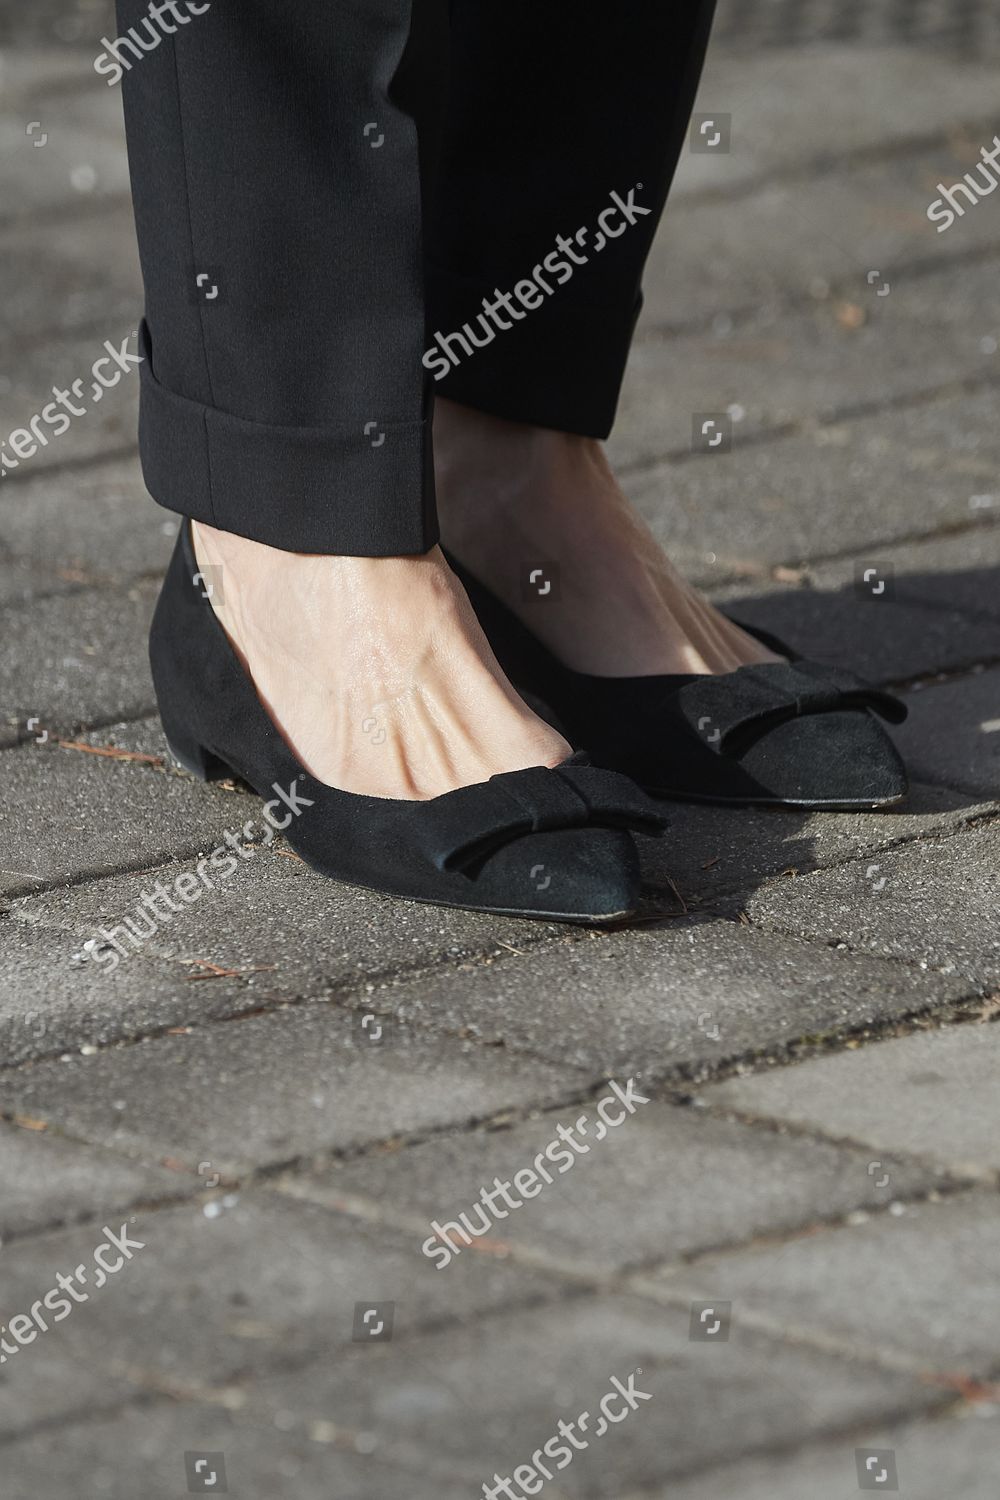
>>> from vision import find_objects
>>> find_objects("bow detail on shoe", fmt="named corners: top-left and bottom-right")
top-left (677, 661), bottom-right (907, 758)
top-left (426, 760), bottom-right (668, 877)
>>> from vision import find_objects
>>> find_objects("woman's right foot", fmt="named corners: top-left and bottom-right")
top-left (190, 521), bottom-right (572, 801)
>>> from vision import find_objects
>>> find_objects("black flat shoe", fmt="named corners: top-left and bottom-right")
top-left (148, 526), bottom-right (669, 923)
top-left (447, 554), bottom-right (909, 810)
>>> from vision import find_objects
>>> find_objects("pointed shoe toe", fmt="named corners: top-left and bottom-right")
top-left (444, 554), bottom-right (911, 811)
top-left (734, 708), bottom-right (908, 808)
top-left (467, 825), bottom-right (641, 923)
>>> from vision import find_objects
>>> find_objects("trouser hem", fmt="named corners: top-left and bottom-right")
top-left (136, 322), bottom-right (438, 556)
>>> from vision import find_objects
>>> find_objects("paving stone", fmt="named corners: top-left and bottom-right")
top-left (639, 1408), bottom-right (1000, 1500)
top-left (745, 820), bottom-right (1000, 986)
top-left (0, 6), bottom-right (116, 49)
top-left (0, 556), bottom-right (52, 607)
top-left (237, 1294), bottom-right (936, 1493)
top-left (0, 1398), bottom-right (474, 1500)
top-left (645, 1192), bottom-right (1000, 1374)
top-left (0, 326), bottom-right (140, 480)
top-left (0, 57), bottom-right (130, 228)
top-left (711, 0), bottom-right (1000, 59)
top-left (0, 1005), bottom-right (579, 1174)
top-left (672, 46), bottom-right (1000, 200)
top-left (0, 47), bottom-right (104, 108)
top-left (0, 733), bottom-right (239, 896)
top-left (291, 1098), bottom-right (947, 1277)
top-left (0, 914), bottom-right (263, 1067)
top-left (710, 577), bottom-right (993, 689)
top-left (0, 456), bottom-right (170, 598)
top-left (3, 826), bottom-right (567, 1065)
top-left (619, 388), bottom-right (1000, 585)
top-left (0, 204), bottom-right (141, 346)
top-left (0, 1347), bottom-right (137, 1449)
top-left (610, 261), bottom-right (1000, 472)
top-left (0, 580), bottom-right (156, 747)
top-left (643, 782), bottom-right (996, 905)
top-left (892, 668), bottom-right (1000, 798)
top-left (645, 139), bottom-right (1000, 331)
top-left (704, 579), bottom-right (1000, 685)
top-left (0, 1117), bottom-right (176, 1240)
top-left (812, 523), bottom-right (1000, 622)
top-left (0, 1193), bottom-right (556, 1396)
top-left (364, 920), bottom-right (973, 1078)
top-left (9, 835), bottom-right (554, 1007)
top-left (75, 714), bottom-right (170, 757)
top-left (698, 1020), bottom-right (1000, 1182)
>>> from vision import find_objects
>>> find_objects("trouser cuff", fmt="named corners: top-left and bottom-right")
top-left (136, 323), bottom-right (438, 557)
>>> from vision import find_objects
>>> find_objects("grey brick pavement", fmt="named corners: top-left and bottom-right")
top-left (700, 1021), bottom-right (1000, 1179)
top-left (2, 9), bottom-right (999, 1499)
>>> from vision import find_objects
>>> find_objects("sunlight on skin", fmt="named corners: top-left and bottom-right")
top-left (191, 522), bottom-right (571, 800)
top-left (433, 397), bottom-right (784, 677)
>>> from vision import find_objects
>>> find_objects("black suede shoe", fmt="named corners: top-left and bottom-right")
top-left (447, 554), bottom-right (909, 810)
top-left (148, 526), bottom-right (668, 922)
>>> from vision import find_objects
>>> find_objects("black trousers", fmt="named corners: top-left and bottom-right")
top-left (117, 0), bottom-right (716, 556)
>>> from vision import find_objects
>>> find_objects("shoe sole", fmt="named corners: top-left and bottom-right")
top-left (643, 785), bottom-right (908, 811)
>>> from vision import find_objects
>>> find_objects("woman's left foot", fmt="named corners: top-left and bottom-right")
top-left (433, 397), bottom-right (783, 678)
top-left (433, 399), bottom-right (909, 809)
